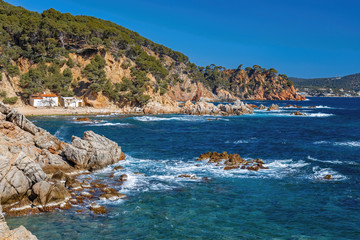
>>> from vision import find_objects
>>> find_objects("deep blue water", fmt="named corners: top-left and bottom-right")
top-left (7, 97), bottom-right (360, 239)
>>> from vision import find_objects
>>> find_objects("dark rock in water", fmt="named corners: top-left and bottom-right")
top-left (117, 174), bottom-right (128, 182)
top-left (308, 105), bottom-right (317, 108)
top-left (119, 152), bottom-right (126, 161)
top-left (113, 165), bottom-right (124, 171)
top-left (89, 202), bottom-right (107, 214)
top-left (291, 111), bottom-right (305, 116)
top-left (99, 191), bottom-right (126, 201)
top-left (324, 175), bottom-right (332, 180)
top-left (248, 104), bottom-right (258, 109)
top-left (73, 117), bottom-right (92, 122)
top-left (80, 191), bottom-right (93, 199)
top-left (197, 151), bottom-right (269, 172)
top-left (267, 104), bottom-right (280, 111)
top-left (258, 104), bottom-right (267, 110)
top-left (178, 174), bottom-right (197, 179)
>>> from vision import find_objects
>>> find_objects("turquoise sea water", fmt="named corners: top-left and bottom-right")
top-left (6, 97), bottom-right (360, 239)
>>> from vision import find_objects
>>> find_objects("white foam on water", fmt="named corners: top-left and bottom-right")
top-left (313, 141), bottom-right (331, 145)
top-left (311, 166), bottom-right (347, 181)
top-left (134, 115), bottom-right (229, 122)
top-left (334, 141), bottom-right (360, 147)
top-left (54, 125), bottom-right (68, 141)
top-left (84, 153), bottom-right (351, 205)
top-left (88, 122), bottom-right (131, 127)
top-left (314, 140), bottom-right (360, 148)
top-left (306, 113), bottom-right (334, 117)
top-left (307, 156), bottom-right (343, 165)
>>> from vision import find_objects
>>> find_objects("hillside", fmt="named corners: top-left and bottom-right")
top-left (0, 0), bottom-right (304, 110)
top-left (291, 73), bottom-right (360, 96)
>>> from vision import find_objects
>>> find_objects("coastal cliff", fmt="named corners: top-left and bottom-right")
top-left (0, 1), bottom-right (304, 112)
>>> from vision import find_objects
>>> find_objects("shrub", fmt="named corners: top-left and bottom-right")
top-left (3, 96), bottom-right (18, 104)
top-left (7, 65), bottom-right (20, 77)
top-left (67, 58), bottom-right (74, 68)
top-left (0, 91), bottom-right (6, 98)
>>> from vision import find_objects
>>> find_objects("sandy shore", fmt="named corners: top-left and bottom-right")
top-left (15, 106), bottom-right (126, 116)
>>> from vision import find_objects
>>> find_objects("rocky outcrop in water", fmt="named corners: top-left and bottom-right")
top-left (64, 131), bottom-right (122, 171)
top-left (181, 100), bottom-right (253, 116)
top-left (267, 104), bottom-right (280, 111)
top-left (197, 151), bottom-right (268, 171)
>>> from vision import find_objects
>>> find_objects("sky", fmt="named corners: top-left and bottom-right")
top-left (7, 0), bottom-right (360, 78)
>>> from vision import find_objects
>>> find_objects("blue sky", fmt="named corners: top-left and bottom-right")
top-left (7, 0), bottom-right (360, 78)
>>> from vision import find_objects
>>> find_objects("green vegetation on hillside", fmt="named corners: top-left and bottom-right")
top-left (0, 0), bottom-right (300, 104)
top-left (291, 73), bottom-right (360, 92)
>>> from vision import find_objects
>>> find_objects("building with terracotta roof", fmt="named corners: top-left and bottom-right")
top-left (29, 93), bottom-right (59, 107)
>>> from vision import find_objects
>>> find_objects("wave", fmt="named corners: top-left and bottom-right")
top-left (134, 115), bottom-right (229, 122)
top-left (313, 140), bottom-right (360, 148)
top-left (79, 154), bottom-right (349, 206)
top-left (54, 125), bottom-right (68, 141)
top-left (88, 122), bottom-right (131, 127)
top-left (334, 141), bottom-right (360, 147)
top-left (225, 138), bottom-right (258, 144)
top-left (307, 156), bottom-right (343, 165)
top-left (306, 113), bottom-right (334, 117)
top-left (252, 112), bottom-right (334, 118)
top-left (311, 166), bottom-right (347, 181)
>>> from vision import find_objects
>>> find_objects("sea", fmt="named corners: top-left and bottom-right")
top-left (6, 97), bottom-right (360, 239)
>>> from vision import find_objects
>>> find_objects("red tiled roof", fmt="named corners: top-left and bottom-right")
top-left (39, 94), bottom-right (58, 97)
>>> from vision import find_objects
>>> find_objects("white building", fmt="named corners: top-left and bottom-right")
top-left (30, 94), bottom-right (59, 107)
top-left (60, 97), bottom-right (83, 108)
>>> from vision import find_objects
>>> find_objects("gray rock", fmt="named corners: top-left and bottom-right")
top-left (0, 153), bottom-right (46, 206)
top-left (5, 108), bottom-right (41, 135)
top-left (32, 181), bottom-right (70, 207)
top-left (64, 131), bottom-right (122, 170)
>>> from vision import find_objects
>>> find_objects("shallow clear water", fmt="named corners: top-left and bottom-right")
top-left (6, 97), bottom-right (360, 239)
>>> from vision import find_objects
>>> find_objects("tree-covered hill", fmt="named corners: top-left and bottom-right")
top-left (291, 73), bottom-right (360, 91)
top-left (0, 0), bottom-right (304, 107)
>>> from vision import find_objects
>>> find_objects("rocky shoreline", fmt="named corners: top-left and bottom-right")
top-left (0, 102), bottom-right (132, 239)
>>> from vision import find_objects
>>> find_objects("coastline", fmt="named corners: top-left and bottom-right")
top-left (15, 106), bottom-right (125, 117)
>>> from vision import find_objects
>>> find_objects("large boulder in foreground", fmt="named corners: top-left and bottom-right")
top-left (64, 131), bottom-right (122, 170)
top-left (0, 205), bottom-right (37, 240)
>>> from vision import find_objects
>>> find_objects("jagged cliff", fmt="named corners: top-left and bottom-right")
top-left (0, 1), bottom-right (304, 111)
